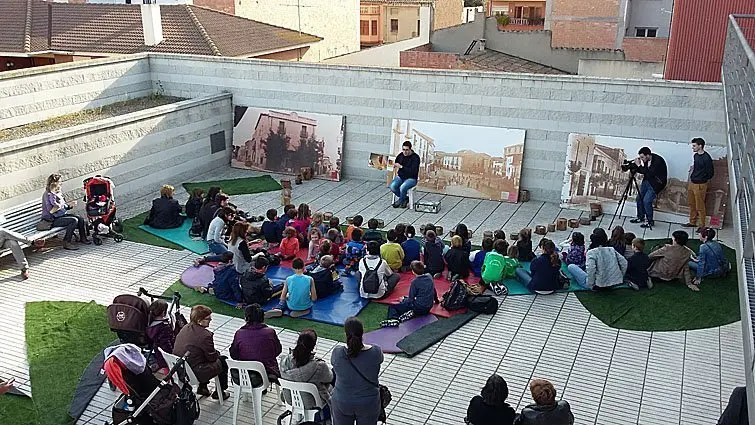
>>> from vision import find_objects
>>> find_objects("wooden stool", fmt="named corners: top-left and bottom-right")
top-left (556, 218), bottom-right (567, 231)
top-left (510, 232), bottom-right (519, 241)
top-left (280, 179), bottom-right (292, 189)
top-left (535, 225), bottom-right (547, 235)
top-left (568, 219), bottom-right (579, 228)
top-left (547, 223), bottom-right (556, 233)
top-left (579, 217), bottom-right (591, 226)
top-left (300, 167), bottom-right (313, 180)
top-left (519, 190), bottom-right (530, 202)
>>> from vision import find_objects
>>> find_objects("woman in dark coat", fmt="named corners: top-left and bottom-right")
top-left (466, 374), bottom-right (516, 425)
top-left (515, 379), bottom-right (573, 425)
top-left (173, 305), bottom-right (229, 399)
top-left (144, 185), bottom-right (184, 229)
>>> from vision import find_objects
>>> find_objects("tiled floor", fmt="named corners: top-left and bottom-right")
top-left (1, 169), bottom-right (745, 425)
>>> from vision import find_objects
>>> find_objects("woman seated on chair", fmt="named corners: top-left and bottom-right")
top-left (143, 184), bottom-right (184, 229)
top-left (229, 304), bottom-right (282, 386)
top-left (279, 329), bottom-right (334, 413)
top-left (174, 305), bottom-right (230, 400)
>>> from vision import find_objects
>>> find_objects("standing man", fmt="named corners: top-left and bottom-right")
top-left (629, 147), bottom-right (668, 229)
top-left (390, 141), bottom-right (420, 208)
top-left (684, 138), bottom-right (714, 230)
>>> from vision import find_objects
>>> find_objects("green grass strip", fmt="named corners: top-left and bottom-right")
top-left (182, 175), bottom-right (281, 196)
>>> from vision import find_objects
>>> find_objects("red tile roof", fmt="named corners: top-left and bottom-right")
top-left (0, 0), bottom-right (321, 57)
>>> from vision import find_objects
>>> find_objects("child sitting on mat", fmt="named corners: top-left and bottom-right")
top-left (423, 229), bottom-right (446, 278)
top-left (401, 225), bottom-right (421, 272)
top-left (241, 255), bottom-right (282, 306)
top-left (471, 237), bottom-right (494, 277)
top-left (494, 230), bottom-right (505, 242)
top-left (363, 218), bottom-right (384, 245)
top-left (609, 226), bottom-right (627, 257)
top-left (209, 251), bottom-right (244, 308)
top-left (266, 258), bottom-right (317, 319)
top-left (453, 223), bottom-right (472, 254)
top-left (481, 239), bottom-right (508, 295)
top-left (624, 237), bottom-right (651, 291)
top-left (280, 227), bottom-right (300, 260)
top-left (326, 228), bottom-right (343, 262)
top-left (277, 205), bottom-right (295, 236)
top-left (308, 255), bottom-right (343, 298)
top-left (562, 232), bottom-right (586, 270)
top-left (502, 244), bottom-right (520, 279)
top-left (309, 212), bottom-right (326, 237)
top-left (380, 229), bottom-right (405, 272)
top-left (345, 215), bottom-right (363, 242)
top-left (623, 232), bottom-right (637, 260)
top-left (444, 235), bottom-right (470, 281)
top-left (307, 228), bottom-right (323, 262)
top-left (381, 261), bottom-right (438, 327)
top-left (393, 223), bottom-right (408, 244)
top-left (262, 209), bottom-right (281, 247)
top-left (342, 228), bottom-right (366, 276)
top-left (328, 217), bottom-right (343, 240)
top-left (516, 240), bottom-right (562, 295)
top-left (293, 204), bottom-right (312, 247)
top-left (516, 228), bottom-right (535, 262)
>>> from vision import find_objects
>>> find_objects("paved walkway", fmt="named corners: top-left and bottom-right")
top-left (0, 170), bottom-right (744, 425)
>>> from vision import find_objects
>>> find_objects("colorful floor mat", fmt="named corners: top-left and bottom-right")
top-left (363, 314), bottom-right (438, 354)
top-left (503, 262), bottom-right (618, 295)
top-left (138, 220), bottom-right (208, 254)
top-left (372, 272), bottom-right (469, 317)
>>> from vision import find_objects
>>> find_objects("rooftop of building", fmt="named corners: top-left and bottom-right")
top-left (460, 49), bottom-right (570, 75)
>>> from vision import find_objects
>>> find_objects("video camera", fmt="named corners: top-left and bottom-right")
top-left (621, 159), bottom-right (639, 173)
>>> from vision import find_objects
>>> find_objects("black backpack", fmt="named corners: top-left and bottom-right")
top-left (468, 295), bottom-right (498, 314)
top-left (362, 258), bottom-right (383, 294)
top-left (188, 217), bottom-right (202, 238)
top-left (174, 381), bottom-right (200, 425)
top-left (441, 280), bottom-right (467, 311)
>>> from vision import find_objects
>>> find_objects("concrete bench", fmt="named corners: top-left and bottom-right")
top-left (0, 199), bottom-right (68, 258)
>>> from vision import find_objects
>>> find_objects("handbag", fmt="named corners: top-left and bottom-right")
top-left (36, 219), bottom-right (53, 231)
top-left (344, 349), bottom-right (391, 420)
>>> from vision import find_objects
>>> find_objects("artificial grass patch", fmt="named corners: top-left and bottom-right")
top-left (576, 239), bottom-right (739, 332)
top-left (163, 281), bottom-right (387, 342)
top-left (8, 301), bottom-right (115, 425)
top-left (183, 175), bottom-right (281, 196)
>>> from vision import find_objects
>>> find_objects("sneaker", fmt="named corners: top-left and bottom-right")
top-left (193, 258), bottom-right (206, 267)
top-left (290, 309), bottom-right (311, 318)
top-left (79, 238), bottom-right (92, 245)
top-left (264, 309), bottom-right (283, 319)
top-left (625, 281), bottom-right (640, 291)
top-left (640, 222), bottom-right (654, 229)
top-left (392, 201), bottom-right (401, 208)
top-left (646, 278), bottom-right (654, 290)
top-left (211, 390), bottom-right (231, 400)
top-left (398, 310), bottom-right (415, 322)
top-left (629, 218), bottom-right (644, 224)
top-left (400, 201), bottom-right (409, 209)
top-left (197, 385), bottom-right (212, 397)
top-left (380, 319), bottom-right (400, 328)
top-left (32, 239), bottom-right (45, 249)
top-left (682, 222), bottom-right (697, 228)
top-left (63, 241), bottom-right (79, 250)
top-left (492, 284), bottom-right (505, 296)
top-left (21, 268), bottom-right (29, 280)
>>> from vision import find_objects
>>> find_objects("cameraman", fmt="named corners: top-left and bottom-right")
top-left (629, 147), bottom-right (667, 229)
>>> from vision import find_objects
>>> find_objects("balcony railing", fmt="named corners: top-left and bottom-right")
top-left (509, 17), bottom-right (543, 26)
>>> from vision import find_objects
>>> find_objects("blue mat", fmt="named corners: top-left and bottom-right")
top-left (138, 220), bottom-right (208, 254)
top-left (217, 265), bottom-right (369, 326)
top-left (504, 262), bottom-right (591, 295)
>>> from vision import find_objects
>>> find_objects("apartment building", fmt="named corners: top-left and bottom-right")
top-left (360, 0), bottom-right (462, 47)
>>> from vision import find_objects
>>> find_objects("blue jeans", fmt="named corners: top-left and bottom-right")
top-left (567, 264), bottom-right (589, 288)
top-left (389, 176), bottom-right (417, 204)
top-left (636, 180), bottom-right (657, 223)
top-left (204, 241), bottom-right (228, 262)
top-left (689, 261), bottom-right (699, 274)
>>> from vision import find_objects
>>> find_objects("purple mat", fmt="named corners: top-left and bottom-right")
top-left (363, 315), bottom-right (438, 354)
top-left (180, 265), bottom-right (214, 289)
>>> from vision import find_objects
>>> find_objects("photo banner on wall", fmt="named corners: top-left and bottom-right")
top-left (231, 106), bottom-right (345, 181)
top-left (560, 133), bottom-right (730, 227)
top-left (389, 119), bottom-right (526, 202)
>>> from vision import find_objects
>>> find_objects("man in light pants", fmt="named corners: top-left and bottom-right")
top-left (0, 221), bottom-right (45, 280)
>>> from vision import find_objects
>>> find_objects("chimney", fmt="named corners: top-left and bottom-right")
top-left (141, 2), bottom-right (164, 46)
top-left (478, 38), bottom-right (486, 51)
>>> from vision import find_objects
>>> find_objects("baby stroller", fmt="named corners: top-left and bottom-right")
top-left (107, 288), bottom-right (186, 367)
top-left (103, 344), bottom-right (199, 425)
top-left (83, 175), bottom-right (124, 245)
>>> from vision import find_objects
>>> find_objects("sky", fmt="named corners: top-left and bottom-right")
top-left (233, 107), bottom-right (344, 163)
top-left (390, 119), bottom-right (526, 156)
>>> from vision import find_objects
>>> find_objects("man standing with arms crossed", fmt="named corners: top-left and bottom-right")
top-left (684, 138), bottom-right (714, 231)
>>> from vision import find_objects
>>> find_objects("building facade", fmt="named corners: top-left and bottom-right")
top-left (360, 0), bottom-right (461, 47)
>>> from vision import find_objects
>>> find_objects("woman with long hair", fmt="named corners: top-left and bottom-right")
top-left (465, 374), bottom-right (516, 425)
top-left (608, 226), bottom-right (626, 256)
top-left (516, 239), bottom-right (563, 294)
top-left (228, 221), bottom-right (254, 274)
top-left (330, 317), bottom-right (383, 425)
top-left (41, 173), bottom-right (90, 250)
top-left (279, 329), bottom-right (334, 411)
top-left (230, 304), bottom-right (282, 385)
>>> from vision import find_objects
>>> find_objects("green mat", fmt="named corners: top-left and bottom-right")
top-left (138, 219), bottom-right (208, 254)
top-left (504, 262), bottom-right (590, 295)
top-left (576, 239), bottom-right (739, 332)
top-left (396, 311), bottom-right (479, 357)
top-left (0, 301), bottom-right (115, 425)
top-left (183, 175), bottom-right (281, 196)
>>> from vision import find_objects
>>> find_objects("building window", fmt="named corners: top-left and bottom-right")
top-left (360, 6), bottom-right (367, 14)
top-left (360, 20), bottom-right (370, 35)
top-left (278, 121), bottom-right (285, 133)
top-left (635, 27), bottom-right (658, 37)
top-left (391, 19), bottom-right (399, 32)
top-left (417, 20), bottom-right (420, 36)
top-left (301, 125), bottom-right (308, 139)
top-left (372, 20), bottom-right (378, 35)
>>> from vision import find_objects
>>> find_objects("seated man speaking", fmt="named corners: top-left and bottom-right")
top-left (389, 141), bottom-right (420, 209)
top-left (629, 146), bottom-right (667, 229)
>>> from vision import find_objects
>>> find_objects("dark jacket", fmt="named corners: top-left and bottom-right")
top-left (514, 401), bottom-right (574, 425)
top-left (308, 266), bottom-right (341, 298)
top-left (423, 237), bottom-right (446, 274)
top-left (173, 323), bottom-right (222, 384)
top-left (626, 251), bottom-right (650, 287)
top-left (146, 319), bottom-right (175, 369)
top-left (527, 254), bottom-right (561, 292)
top-left (516, 240), bottom-right (535, 262)
top-left (401, 238), bottom-right (421, 266)
top-left (185, 197), bottom-right (203, 219)
top-left (229, 323), bottom-right (283, 378)
top-left (466, 395), bottom-right (516, 425)
top-left (395, 151), bottom-right (420, 180)
top-left (363, 229), bottom-right (384, 245)
top-left (198, 202), bottom-right (220, 238)
top-left (276, 214), bottom-right (291, 236)
top-left (240, 269), bottom-right (275, 305)
top-left (144, 196), bottom-right (184, 229)
top-left (408, 273), bottom-right (437, 313)
top-left (262, 220), bottom-right (281, 244)
top-left (718, 386), bottom-right (748, 425)
top-left (212, 263), bottom-right (242, 304)
top-left (444, 247), bottom-right (470, 278)
top-left (637, 153), bottom-right (668, 194)
top-left (690, 151), bottom-right (714, 184)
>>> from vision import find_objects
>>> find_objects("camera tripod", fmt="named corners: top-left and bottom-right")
top-left (608, 171), bottom-right (645, 230)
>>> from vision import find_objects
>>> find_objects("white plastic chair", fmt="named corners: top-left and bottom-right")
top-left (226, 359), bottom-right (280, 425)
top-left (278, 378), bottom-right (326, 425)
top-left (392, 186), bottom-right (415, 210)
top-left (159, 348), bottom-right (225, 404)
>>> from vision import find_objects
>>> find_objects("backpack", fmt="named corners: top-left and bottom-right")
top-left (188, 216), bottom-right (202, 238)
top-left (441, 280), bottom-right (468, 311)
top-left (361, 258), bottom-right (383, 294)
top-left (174, 381), bottom-right (200, 425)
top-left (468, 295), bottom-right (498, 314)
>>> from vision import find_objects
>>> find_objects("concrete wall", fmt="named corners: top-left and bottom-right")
top-left (430, 12), bottom-right (486, 53)
top-left (0, 92), bottom-right (233, 211)
top-left (236, 0), bottom-right (359, 62)
top-left (578, 59), bottom-right (664, 78)
top-left (626, 0), bottom-right (673, 38)
top-left (324, 6), bottom-right (431, 67)
top-left (0, 56), bottom-right (152, 130)
top-left (148, 53), bottom-right (725, 202)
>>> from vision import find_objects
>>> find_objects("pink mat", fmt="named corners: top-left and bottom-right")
top-left (180, 264), bottom-right (215, 289)
top-left (373, 272), bottom-right (469, 318)
top-left (363, 314), bottom-right (438, 353)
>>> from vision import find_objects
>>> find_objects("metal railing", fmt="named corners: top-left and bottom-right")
top-left (722, 14), bottom-right (755, 424)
